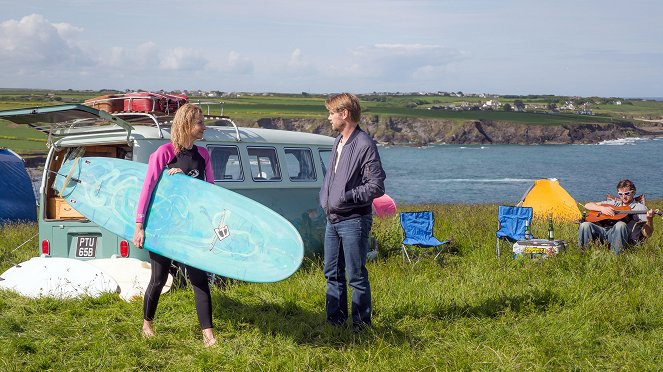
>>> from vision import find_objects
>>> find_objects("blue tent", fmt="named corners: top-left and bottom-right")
top-left (0, 149), bottom-right (37, 224)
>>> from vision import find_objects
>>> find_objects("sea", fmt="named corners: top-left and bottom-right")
top-left (28, 136), bottom-right (661, 205)
top-left (379, 137), bottom-right (663, 205)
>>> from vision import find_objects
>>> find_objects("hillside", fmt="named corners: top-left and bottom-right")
top-left (240, 116), bottom-right (663, 145)
top-left (2, 90), bottom-right (663, 151)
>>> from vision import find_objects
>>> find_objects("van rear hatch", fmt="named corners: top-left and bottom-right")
top-left (0, 104), bottom-right (134, 147)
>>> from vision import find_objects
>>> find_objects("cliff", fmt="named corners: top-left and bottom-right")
top-left (245, 117), bottom-right (663, 145)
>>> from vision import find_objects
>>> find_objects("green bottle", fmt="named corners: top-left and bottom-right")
top-left (548, 215), bottom-right (554, 241)
top-left (524, 219), bottom-right (531, 240)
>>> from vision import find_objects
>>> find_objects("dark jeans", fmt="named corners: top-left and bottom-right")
top-left (323, 214), bottom-right (372, 327)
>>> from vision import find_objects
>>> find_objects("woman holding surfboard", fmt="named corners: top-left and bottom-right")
top-left (133, 103), bottom-right (217, 347)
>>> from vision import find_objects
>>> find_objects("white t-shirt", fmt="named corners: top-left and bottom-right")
top-left (334, 139), bottom-right (345, 173)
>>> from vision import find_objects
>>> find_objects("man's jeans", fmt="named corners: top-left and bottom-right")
top-left (323, 215), bottom-right (372, 327)
top-left (578, 221), bottom-right (629, 254)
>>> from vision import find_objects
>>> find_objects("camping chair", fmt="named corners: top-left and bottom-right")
top-left (400, 211), bottom-right (450, 263)
top-left (496, 206), bottom-right (533, 258)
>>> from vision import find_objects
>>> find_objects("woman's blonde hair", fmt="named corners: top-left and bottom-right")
top-left (170, 103), bottom-right (203, 153)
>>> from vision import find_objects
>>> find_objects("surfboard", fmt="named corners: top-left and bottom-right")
top-left (86, 257), bottom-right (173, 302)
top-left (53, 156), bottom-right (304, 282)
top-left (0, 257), bottom-right (119, 299)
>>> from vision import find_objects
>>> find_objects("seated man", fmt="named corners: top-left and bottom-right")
top-left (578, 179), bottom-right (655, 254)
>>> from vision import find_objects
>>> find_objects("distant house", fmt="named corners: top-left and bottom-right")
top-left (560, 102), bottom-right (576, 111)
top-left (482, 100), bottom-right (501, 110)
top-left (525, 104), bottom-right (546, 111)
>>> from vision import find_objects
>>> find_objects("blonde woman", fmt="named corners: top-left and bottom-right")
top-left (133, 103), bottom-right (217, 347)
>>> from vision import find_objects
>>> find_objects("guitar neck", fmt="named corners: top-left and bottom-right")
top-left (606, 209), bottom-right (662, 216)
top-left (620, 210), bottom-right (647, 215)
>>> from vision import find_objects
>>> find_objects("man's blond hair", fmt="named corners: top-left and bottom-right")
top-left (325, 93), bottom-right (361, 123)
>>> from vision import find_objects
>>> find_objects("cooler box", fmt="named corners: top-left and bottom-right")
top-left (123, 92), bottom-right (167, 113)
top-left (513, 239), bottom-right (567, 259)
top-left (83, 94), bottom-right (124, 113)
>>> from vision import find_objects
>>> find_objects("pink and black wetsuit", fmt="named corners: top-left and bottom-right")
top-left (136, 143), bottom-right (214, 223)
top-left (137, 143), bottom-right (216, 330)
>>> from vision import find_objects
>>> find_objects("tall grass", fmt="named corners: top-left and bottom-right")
top-left (1, 202), bottom-right (663, 370)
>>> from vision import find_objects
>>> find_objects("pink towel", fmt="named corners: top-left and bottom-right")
top-left (372, 194), bottom-right (397, 218)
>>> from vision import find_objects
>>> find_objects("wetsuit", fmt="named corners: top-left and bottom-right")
top-left (137, 143), bottom-right (215, 329)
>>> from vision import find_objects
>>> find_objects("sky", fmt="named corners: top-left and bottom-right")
top-left (1, 0), bottom-right (662, 97)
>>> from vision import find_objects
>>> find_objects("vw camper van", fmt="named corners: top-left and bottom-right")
top-left (0, 103), bottom-right (333, 261)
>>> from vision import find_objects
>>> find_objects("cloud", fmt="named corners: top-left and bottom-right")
top-left (0, 13), bottom-right (91, 67)
top-left (106, 42), bottom-right (160, 70)
top-left (159, 47), bottom-right (209, 71)
top-left (225, 51), bottom-right (254, 74)
top-left (0, 13), bottom-right (246, 89)
top-left (348, 43), bottom-right (465, 80)
top-left (287, 48), bottom-right (307, 68)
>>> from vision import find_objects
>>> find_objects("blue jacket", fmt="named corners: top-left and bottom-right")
top-left (319, 126), bottom-right (386, 223)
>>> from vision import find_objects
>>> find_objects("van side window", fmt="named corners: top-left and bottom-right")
top-left (319, 149), bottom-right (332, 176)
top-left (208, 145), bottom-right (243, 181)
top-left (247, 147), bottom-right (281, 181)
top-left (285, 148), bottom-right (316, 182)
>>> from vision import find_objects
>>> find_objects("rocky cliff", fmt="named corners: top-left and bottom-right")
top-left (242, 117), bottom-right (662, 145)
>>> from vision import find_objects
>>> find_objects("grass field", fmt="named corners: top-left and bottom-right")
top-left (2, 202), bottom-right (663, 370)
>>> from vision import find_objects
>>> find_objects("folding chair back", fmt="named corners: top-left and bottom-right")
top-left (400, 211), bottom-right (449, 263)
top-left (496, 206), bottom-right (533, 257)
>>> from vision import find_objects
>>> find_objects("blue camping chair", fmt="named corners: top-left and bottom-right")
top-left (496, 206), bottom-right (533, 257)
top-left (400, 211), bottom-right (450, 263)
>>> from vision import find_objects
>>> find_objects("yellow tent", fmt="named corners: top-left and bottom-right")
top-left (518, 178), bottom-right (582, 221)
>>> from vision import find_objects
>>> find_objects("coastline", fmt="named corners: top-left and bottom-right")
top-left (250, 117), bottom-right (663, 146)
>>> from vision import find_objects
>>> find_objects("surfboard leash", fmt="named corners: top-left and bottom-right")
top-left (2, 232), bottom-right (38, 270)
top-left (46, 169), bottom-right (82, 185)
top-left (59, 156), bottom-right (82, 197)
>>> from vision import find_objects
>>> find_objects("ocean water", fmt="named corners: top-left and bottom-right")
top-left (380, 137), bottom-right (663, 205)
top-left (29, 137), bottom-right (661, 206)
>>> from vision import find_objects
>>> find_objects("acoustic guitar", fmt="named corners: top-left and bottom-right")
top-left (585, 204), bottom-right (662, 224)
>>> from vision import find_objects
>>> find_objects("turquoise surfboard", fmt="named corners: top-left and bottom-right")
top-left (53, 157), bottom-right (304, 282)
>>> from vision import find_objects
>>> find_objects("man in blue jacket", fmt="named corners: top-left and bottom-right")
top-left (319, 93), bottom-right (386, 331)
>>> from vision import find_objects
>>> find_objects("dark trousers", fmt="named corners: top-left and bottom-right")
top-left (143, 251), bottom-right (213, 329)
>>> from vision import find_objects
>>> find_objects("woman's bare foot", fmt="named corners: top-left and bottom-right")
top-left (202, 328), bottom-right (216, 347)
top-left (142, 320), bottom-right (155, 338)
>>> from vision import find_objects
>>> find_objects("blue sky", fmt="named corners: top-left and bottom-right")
top-left (1, 0), bottom-right (661, 97)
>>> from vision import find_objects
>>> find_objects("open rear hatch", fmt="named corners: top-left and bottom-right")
top-left (0, 104), bottom-right (134, 147)
top-left (0, 104), bottom-right (138, 221)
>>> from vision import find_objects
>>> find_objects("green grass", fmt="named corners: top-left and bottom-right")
top-left (2, 202), bottom-right (663, 370)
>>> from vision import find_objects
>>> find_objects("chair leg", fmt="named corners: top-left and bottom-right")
top-left (496, 237), bottom-right (501, 258)
top-left (402, 245), bottom-right (409, 263)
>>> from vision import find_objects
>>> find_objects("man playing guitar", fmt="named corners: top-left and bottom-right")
top-left (578, 179), bottom-right (656, 254)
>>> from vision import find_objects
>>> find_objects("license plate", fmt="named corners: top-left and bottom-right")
top-left (76, 236), bottom-right (97, 258)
